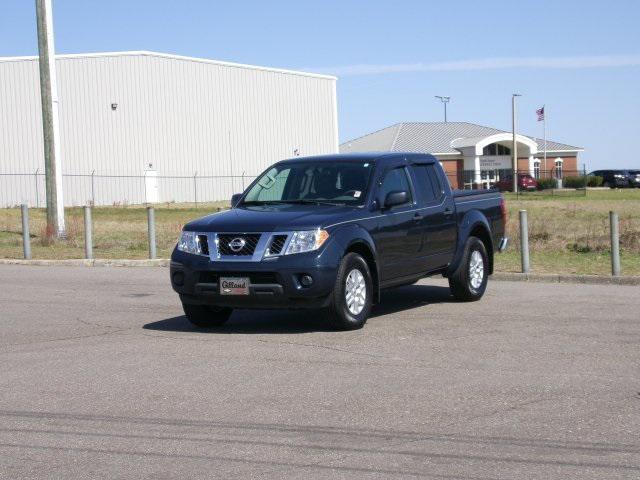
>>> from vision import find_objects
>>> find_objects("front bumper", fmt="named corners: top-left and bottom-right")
top-left (170, 245), bottom-right (341, 309)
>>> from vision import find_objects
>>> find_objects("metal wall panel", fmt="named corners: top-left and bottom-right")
top-left (0, 52), bottom-right (338, 206)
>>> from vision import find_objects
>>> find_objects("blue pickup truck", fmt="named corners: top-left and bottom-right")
top-left (171, 153), bottom-right (507, 330)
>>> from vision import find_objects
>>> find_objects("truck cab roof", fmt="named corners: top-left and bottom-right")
top-left (277, 152), bottom-right (438, 165)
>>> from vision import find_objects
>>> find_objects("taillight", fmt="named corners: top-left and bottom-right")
top-left (500, 197), bottom-right (507, 226)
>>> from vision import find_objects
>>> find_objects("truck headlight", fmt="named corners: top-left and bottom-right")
top-left (177, 231), bottom-right (205, 255)
top-left (284, 229), bottom-right (330, 255)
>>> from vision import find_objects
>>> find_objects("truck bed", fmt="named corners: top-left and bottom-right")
top-left (452, 188), bottom-right (505, 253)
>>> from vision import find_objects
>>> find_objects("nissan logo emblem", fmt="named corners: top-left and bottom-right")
top-left (228, 237), bottom-right (246, 252)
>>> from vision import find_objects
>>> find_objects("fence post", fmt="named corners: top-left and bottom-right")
top-left (34, 169), bottom-right (40, 208)
top-left (21, 204), bottom-right (31, 260)
top-left (84, 205), bottom-right (93, 260)
top-left (241, 171), bottom-right (245, 191)
top-left (610, 211), bottom-right (620, 276)
top-left (147, 206), bottom-right (156, 259)
top-left (519, 209), bottom-right (530, 274)
top-left (91, 170), bottom-right (96, 206)
top-left (193, 171), bottom-right (198, 209)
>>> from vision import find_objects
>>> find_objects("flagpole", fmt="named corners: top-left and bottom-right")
top-left (543, 105), bottom-right (547, 178)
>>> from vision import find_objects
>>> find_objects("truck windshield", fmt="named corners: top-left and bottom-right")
top-left (242, 161), bottom-right (374, 206)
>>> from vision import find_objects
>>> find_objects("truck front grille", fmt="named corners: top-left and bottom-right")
top-left (266, 234), bottom-right (288, 256)
top-left (196, 234), bottom-right (209, 256)
top-left (217, 234), bottom-right (261, 256)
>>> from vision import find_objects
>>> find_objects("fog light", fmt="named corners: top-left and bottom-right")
top-left (172, 271), bottom-right (185, 287)
top-left (300, 274), bottom-right (313, 287)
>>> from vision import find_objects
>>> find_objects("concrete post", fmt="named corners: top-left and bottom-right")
top-left (84, 205), bottom-right (93, 259)
top-left (610, 211), bottom-right (620, 276)
top-left (21, 204), bottom-right (31, 260)
top-left (147, 206), bottom-right (156, 259)
top-left (519, 210), bottom-right (530, 273)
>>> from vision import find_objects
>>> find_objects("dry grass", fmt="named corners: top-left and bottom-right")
top-left (1, 190), bottom-right (639, 275)
top-left (0, 202), bottom-right (228, 260)
top-left (498, 190), bottom-right (640, 275)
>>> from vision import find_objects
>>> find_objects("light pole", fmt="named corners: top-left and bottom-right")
top-left (512, 94), bottom-right (522, 193)
top-left (435, 96), bottom-right (450, 122)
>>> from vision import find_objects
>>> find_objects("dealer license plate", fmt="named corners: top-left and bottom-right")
top-left (219, 277), bottom-right (250, 295)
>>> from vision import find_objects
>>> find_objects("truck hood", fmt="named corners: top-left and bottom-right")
top-left (184, 204), bottom-right (360, 232)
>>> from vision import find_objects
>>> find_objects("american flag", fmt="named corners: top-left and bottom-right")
top-left (536, 106), bottom-right (545, 122)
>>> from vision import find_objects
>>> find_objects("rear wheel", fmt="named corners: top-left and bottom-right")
top-left (327, 253), bottom-right (373, 330)
top-left (448, 236), bottom-right (489, 301)
top-left (182, 303), bottom-right (233, 328)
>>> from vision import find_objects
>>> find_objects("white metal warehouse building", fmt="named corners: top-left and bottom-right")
top-left (0, 51), bottom-right (338, 207)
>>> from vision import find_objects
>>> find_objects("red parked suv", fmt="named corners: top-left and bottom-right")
top-left (494, 174), bottom-right (538, 192)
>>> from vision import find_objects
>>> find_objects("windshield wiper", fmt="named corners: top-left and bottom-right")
top-left (240, 198), bottom-right (346, 207)
top-left (277, 199), bottom-right (344, 206)
top-left (240, 200), bottom-right (285, 206)
top-left (241, 199), bottom-right (345, 206)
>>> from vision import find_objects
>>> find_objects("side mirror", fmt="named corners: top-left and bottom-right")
top-left (384, 190), bottom-right (409, 209)
top-left (231, 193), bottom-right (243, 208)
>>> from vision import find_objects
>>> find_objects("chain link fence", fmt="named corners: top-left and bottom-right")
top-left (446, 168), bottom-right (592, 197)
top-left (0, 166), bottom-right (603, 208)
top-left (0, 172), bottom-right (258, 208)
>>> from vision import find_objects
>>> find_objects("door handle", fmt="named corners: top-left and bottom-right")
top-left (413, 213), bottom-right (423, 221)
top-left (444, 208), bottom-right (454, 216)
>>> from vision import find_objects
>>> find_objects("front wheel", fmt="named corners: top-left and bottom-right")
top-left (327, 253), bottom-right (373, 330)
top-left (448, 236), bottom-right (489, 301)
top-left (183, 303), bottom-right (233, 328)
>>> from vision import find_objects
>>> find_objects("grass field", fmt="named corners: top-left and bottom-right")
top-left (498, 189), bottom-right (640, 275)
top-left (1, 189), bottom-right (639, 275)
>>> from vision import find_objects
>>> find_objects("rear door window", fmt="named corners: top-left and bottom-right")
top-left (411, 164), bottom-right (442, 204)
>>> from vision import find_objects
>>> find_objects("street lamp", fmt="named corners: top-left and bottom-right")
top-left (512, 93), bottom-right (522, 193)
top-left (435, 96), bottom-right (450, 122)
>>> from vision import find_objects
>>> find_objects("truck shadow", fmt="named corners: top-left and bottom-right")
top-left (143, 284), bottom-right (454, 334)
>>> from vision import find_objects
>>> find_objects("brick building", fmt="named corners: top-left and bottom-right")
top-left (340, 122), bottom-right (583, 189)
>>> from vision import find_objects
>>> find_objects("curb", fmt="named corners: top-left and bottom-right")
top-left (0, 258), bottom-right (169, 267)
top-left (491, 272), bottom-right (640, 286)
top-left (1, 259), bottom-right (639, 286)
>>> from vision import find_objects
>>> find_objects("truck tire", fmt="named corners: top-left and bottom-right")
top-left (327, 252), bottom-right (373, 330)
top-left (448, 236), bottom-right (488, 301)
top-left (183, 303), bottom-right (233, 328)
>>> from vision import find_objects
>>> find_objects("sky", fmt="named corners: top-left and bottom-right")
top-left (2, 0), bottom-right (639, 170)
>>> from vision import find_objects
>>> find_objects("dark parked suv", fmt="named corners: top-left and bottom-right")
top-left (589, 170), bottom-right (635, 188)
top-left (171, 153), bottom-right (507, 330)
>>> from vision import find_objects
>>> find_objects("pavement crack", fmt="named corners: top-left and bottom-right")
top-left (0, 327), bottom-right (133, 350)
top-left (255, 338), bottom-right (389, 359)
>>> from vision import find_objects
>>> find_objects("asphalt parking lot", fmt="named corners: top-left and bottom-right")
top-left (0, 265), bottom-right (639, 479)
